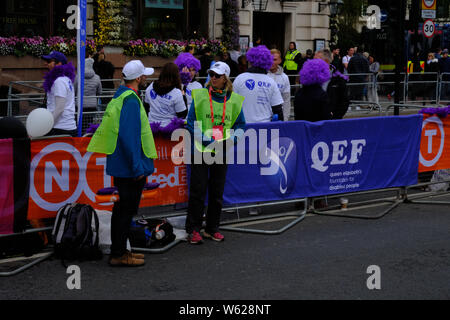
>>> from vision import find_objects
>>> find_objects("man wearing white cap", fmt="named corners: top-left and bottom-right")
top-left (88, 60), bottom-right (157, 267)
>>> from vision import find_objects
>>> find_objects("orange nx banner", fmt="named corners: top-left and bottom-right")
top-left (419, 114), bottom-right (450, 172)
top-left (28, 137), bottom-right (188, 220)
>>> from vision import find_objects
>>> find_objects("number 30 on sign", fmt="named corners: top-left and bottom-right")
top-left (423, 19), bottom-right (435, 38)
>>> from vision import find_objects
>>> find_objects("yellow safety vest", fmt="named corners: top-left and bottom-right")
top-left (87, 89), bottom-right (157, 159)
top-left (192, 88), bottom-right (244, 153)
top-left (283, 50), bottom-right (300, 71)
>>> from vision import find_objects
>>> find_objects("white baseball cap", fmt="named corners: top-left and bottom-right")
top-left (208, 61), bottom-right (230, 78)
top-left (122, 60), bottom-right (154, 80)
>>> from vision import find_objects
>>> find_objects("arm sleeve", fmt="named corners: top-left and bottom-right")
top-left (271, 84), bottom-right (284, 107)
top-left (230, 110), bottom-right (246, 144)
top-left (174, 91), bottom-right (188, 113)
top-left (53, 96), bottom-right (66, 122)
top-left (118, 97), bottom-right (143, 177)
top-left (271, 104), bottom-right (284, 121)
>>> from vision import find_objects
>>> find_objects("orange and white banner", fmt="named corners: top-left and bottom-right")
top-left (28, 137), bottom-right (188, 220)
top-left (419, 115), bottom-right (450, 172)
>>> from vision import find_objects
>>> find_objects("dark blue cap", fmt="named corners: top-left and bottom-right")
top-left (42, 51), bottom-right (68, 64)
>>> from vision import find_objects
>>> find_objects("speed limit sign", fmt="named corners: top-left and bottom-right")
top-left (423, 19), bottom-right (435, 38)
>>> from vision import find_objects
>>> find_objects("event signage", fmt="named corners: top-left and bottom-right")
top-left (222, 116), bottom-right (422, 204)
top-left (418, 114), bottom-right (450, 172)
top-left (27, 137), bottom-right (188, 220)
top-left (1, 115), bottom-right (428, 222)
top-left (423, 19), bottom-right (436, 38)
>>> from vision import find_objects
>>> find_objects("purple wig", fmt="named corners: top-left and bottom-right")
top-left (246, 45), bottom-right (273, 71)
top-left (299, 59), bottom-right (331, 86)
top-left (43, 62), bottom-right (76, 93)
top-left (174, 52), bottom-right (201, 72)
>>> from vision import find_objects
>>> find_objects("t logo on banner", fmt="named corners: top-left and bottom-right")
top-left (420, 116), bottom-right (444, 167)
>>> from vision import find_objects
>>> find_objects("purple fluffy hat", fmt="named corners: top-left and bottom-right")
top-left (246, 45), bottom-right (273, 71)
top-left (174, 52), bottom-right (201, 72)
top-left (299, 59), bottom-right (331, 86)
top-left (174, 52), bottom-right (201, 85)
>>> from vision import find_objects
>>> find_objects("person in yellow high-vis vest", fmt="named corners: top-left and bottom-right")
top-left (87, 60), bottom-right (157, 267)
top-left (283, 42), bottom-right (302, 89)
top-left (185, 61), bottom-right (246, 244)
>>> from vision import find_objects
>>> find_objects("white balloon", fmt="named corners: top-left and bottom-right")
top-left (26, 108), bottom-right (54, 137)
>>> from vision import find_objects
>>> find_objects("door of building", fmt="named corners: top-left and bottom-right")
top-left (252, 11), bottom-right (286, 51)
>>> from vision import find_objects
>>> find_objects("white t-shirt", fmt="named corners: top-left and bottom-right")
top-left (185, 81), bottom-right (203, 110)
top-left (267, 70), bottom-right (291, 121)
top-left (233, 72), bottom-right (284, 123)
top-left (267, 71), bottom-right (290, 96)
top-left (145, 83), bottom-right (187, 127)
top-left (47, 76), bottom-right (77, 130)
top-left (342, 55), bottom-right (352, 74)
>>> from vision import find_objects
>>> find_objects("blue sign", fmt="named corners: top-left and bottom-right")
top-left (77, 0), bottom-right (87, 137)
top-left (145, 0), bottom-right (183, 9)
top-left (380, 10), bottom-right (388, 23)
top-left (222, 115), bottom-right (423, 205)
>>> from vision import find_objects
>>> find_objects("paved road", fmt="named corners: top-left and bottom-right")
top-left (1, 199), bottom-right (449, 301)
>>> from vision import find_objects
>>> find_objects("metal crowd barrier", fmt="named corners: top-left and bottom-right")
top-left (0, 227), bottom-right (53, 277)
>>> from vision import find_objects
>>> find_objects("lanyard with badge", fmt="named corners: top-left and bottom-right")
top-left (208, 86), bottom-right (226, 140)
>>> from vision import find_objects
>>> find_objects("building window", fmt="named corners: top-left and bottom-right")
top-left (0, 0), bottom-right (49, 37)
top-left (0, 0), bottom-right (77, 37)
top-left (139, 0), bottom-right (208, 39)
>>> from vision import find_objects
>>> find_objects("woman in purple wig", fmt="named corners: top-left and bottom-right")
top-left (41, 51), bottom-right (77, 137)
top-left (294, 59), bottom-right (332, 122)
top-left (232, 45), bottom-right (284, 124)
top-left (174, 52), bottom-right (203, 110)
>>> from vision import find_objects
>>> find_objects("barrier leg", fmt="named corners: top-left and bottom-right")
top-left (0, 227), bottom-right (54, 277)
top-left (131, 239), bottom-right (182, 254)
top-left (0, 251), bottom-right (53, 277)
top-left (404, 180), bottom-right (450, 205)
top-left (309, 188), bottom-right (403, 220)
top-left (219, 198), bottom-right (307, 235)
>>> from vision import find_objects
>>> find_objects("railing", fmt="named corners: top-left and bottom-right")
top-left (2, 72), bottom-right (449, 123)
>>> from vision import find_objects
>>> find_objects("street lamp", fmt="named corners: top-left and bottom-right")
top-left (318, 0), bottom-right (344, 17)
top-left (252, 0), bottom-right (269, 11)
top-left (242, 0), bottom-right (269, 11)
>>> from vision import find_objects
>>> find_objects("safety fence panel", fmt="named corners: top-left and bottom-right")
top-left (4, 113), bottom-right (450, 235)
top-left (406, 72), bottom-right (439, 104)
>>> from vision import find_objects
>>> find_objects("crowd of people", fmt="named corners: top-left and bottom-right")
top-left (37, 41), bottom-right (450, 266)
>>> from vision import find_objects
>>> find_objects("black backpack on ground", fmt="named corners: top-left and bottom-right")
top-left (52, 203), bottom-right (103, 262)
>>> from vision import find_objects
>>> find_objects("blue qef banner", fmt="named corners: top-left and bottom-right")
top-left (222, 115), bottom-right (423, 205)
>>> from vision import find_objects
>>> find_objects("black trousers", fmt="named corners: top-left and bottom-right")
top-left (186, 160), bottom-right (228, 234)
top-left (110, 176), bottom-right (146, 257)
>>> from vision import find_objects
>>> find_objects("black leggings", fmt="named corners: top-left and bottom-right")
top-left (185, 161), bottom-right (228, 234)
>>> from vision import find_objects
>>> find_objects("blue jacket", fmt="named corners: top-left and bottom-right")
top-left (106, 85), bottom-right (155, 178)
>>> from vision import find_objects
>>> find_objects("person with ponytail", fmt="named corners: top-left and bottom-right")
top-left (185, 61), bottom-right (246, 244)
top-left (174, 52), bottom-right (202, 110)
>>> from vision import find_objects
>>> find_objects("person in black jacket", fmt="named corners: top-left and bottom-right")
top-left (314, 49), bottom-right (350, 119)
top-left (294, 59), bottom-right (331, 122)
top-left (199, 46), bottom-right (214, 86)
top-left (424, 52), bottom-right (440, 101)
top-left (347, 49), bottom-right (369, 101)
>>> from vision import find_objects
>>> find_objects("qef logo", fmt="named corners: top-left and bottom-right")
top-left (260, 137), bottom-right (297, 196)
top-left (245, 79), bottom-right (256, 90)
